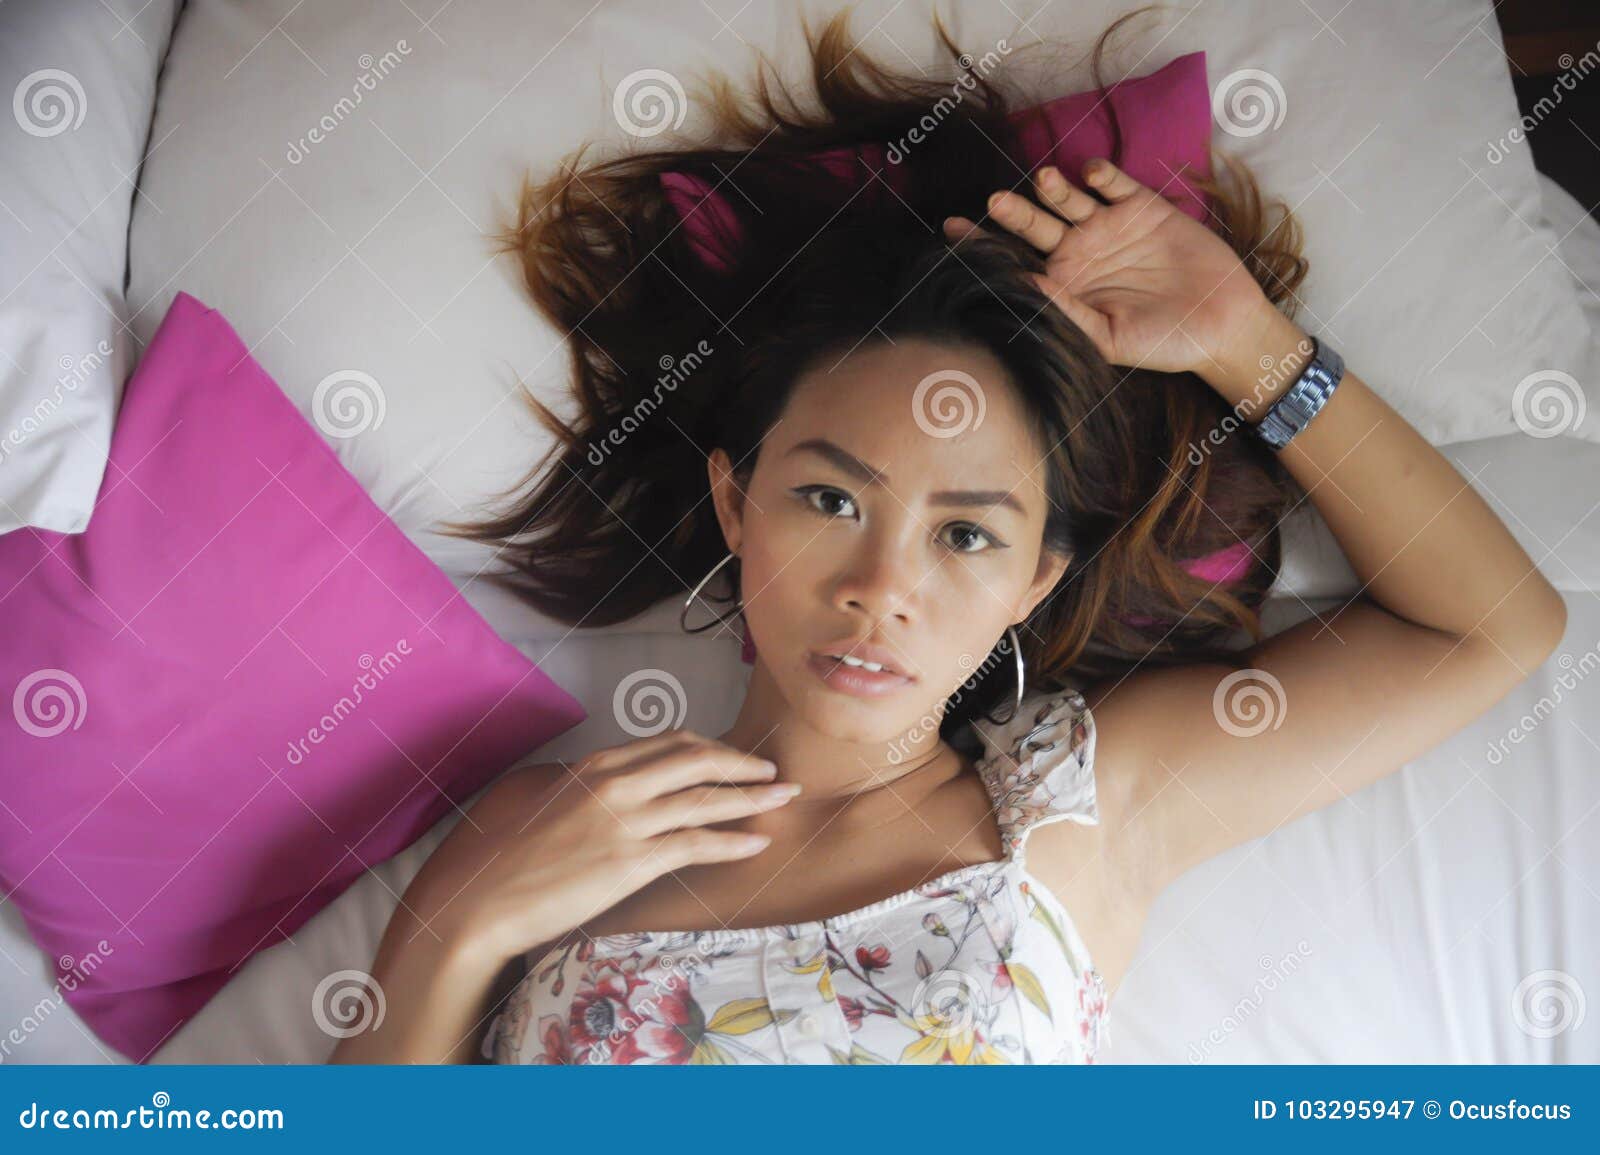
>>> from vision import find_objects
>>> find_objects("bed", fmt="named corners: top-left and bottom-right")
top-left (1, 0), bottom-right (1597, 1064)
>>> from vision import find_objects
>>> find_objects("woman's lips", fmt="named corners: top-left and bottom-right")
top-left (805, 650), bottom-right (914, 697)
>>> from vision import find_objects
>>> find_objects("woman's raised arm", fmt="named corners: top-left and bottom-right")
top-left (970, 158), bottom-right (1568, 900)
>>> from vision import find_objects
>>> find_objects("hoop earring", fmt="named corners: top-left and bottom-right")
top-left (980, 624), bottom-right (1027, 726)
top-left (680, 550), bottom-right (746, 635)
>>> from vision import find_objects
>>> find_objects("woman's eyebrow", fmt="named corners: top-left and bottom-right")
top-left (785, 437), bottom-right (1024, 514)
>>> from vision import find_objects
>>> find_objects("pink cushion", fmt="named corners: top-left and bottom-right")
top-left (662, 50), bottom-right (1214, 273)
top-left (0, 291), bottom-right (587, 1061)
top-left (721, 52), bottom-right (1246, 661)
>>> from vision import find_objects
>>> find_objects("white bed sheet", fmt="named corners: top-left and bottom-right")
top-left (3, 185), bottom-right (1596, 1065)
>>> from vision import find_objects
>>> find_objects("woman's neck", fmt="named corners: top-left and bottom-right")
top-left (715, 658), bottom-right (967, 838)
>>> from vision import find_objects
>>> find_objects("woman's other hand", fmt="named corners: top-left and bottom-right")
top-left (414, 730), bottom-right (801, 968)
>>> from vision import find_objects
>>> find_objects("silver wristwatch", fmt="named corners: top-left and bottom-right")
top-left (1253, 336), bottom-right (1344, 451)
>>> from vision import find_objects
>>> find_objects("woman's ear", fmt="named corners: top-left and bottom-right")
top-left (1017, 549), bottom-right (1071, 622)
top-left (707, 448), bottom-right (745, 555)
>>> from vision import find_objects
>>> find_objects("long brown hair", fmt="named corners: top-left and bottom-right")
top-left (444, 6), bottom-right (1310, 734)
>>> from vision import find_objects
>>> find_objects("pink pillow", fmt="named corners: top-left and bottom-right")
top-left (0, 291), bottom-right (587, 1061)
top-left (663, 51), bottom-right (1214, 272)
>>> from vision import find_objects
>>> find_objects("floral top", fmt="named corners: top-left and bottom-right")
top-left (481, 688), bottom-right (1108, 1065)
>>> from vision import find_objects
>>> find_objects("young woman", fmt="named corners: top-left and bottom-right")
top-left (331, 11), bottom-right (1567, 1064)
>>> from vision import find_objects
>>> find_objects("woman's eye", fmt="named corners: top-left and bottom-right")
top-left (945, 524), bottom-right (1001, 554)
top-left (795, 485), bottom-right (857, 518)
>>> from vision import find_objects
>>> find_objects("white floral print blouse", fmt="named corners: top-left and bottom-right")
top-left (482, 687), bottom-right (1108, 1065)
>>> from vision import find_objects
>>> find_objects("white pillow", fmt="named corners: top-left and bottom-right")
top-left (1276, 172), bottom-right (1600, 601)
top-left (0, 0), bottom-right (180, 535)
top-left (124, 0), bottom-right (1596, 599)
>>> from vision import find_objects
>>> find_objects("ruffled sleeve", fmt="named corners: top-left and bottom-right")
top-left (969, 688), bottom-right (1098, 861)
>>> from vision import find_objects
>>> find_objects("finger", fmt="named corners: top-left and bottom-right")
top-left (942, 215), bottom-right (994, 242)
top-left (986, 190), bottom-right (1068, 253)
top-left (580, 728), bottom-right (700, 772)
top-left (645, 827), bottom-right (774, 875)
top-left (1035, 166), bottom-right (1099, 224)
top-left (640, 780), bottom-right (801, 836)
top-left (608, 742), bottom-right (780, 802)
top-left (1031, 272), bottom-right (1113, 357)
top-left (1083, 157), bottom-right (1145, 204)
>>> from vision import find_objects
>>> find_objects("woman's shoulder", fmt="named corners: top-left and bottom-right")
top-left (964, 687), bottom-right (1099, 856)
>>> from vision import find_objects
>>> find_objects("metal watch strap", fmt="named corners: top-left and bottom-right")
top-left (1254, 337), bottom-right (1344, 451)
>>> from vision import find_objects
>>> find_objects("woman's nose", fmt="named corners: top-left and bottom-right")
top-left (834, 538), bottom-right (919, 622)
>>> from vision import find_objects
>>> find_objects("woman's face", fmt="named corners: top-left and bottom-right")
top-left (708, 338), bottom-right (1071, 744)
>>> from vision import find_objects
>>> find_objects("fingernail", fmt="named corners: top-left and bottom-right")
top-left (741, 833), bottom-right (772, 850)
top-left (988, 191), bottom-right (1005, 210)
top-left (1040, 166), bottom-right (1063, 188)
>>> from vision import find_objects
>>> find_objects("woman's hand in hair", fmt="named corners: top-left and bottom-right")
top-left (943, 158), bottom-right (1273, 379)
